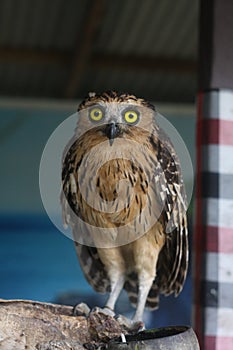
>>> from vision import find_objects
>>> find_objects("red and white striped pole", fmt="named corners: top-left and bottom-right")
top-left (194, 1), bottom-right (233, 349)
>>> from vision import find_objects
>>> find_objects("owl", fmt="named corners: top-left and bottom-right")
top-left (61, 91), bottom-right (188, 324)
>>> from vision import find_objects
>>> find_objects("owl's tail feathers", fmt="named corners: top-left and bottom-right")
top-left (124, 276), bottom-right (160, 310)
top-left (75, 243), bottom-right (111, 294)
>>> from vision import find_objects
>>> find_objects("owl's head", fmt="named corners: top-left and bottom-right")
top-left (77, 91), bottom-right (156, 145)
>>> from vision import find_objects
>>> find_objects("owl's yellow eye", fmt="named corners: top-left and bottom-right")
top-left (123, 110), bottom-right (139, 124)
top-left (89, 107), bottom-right (104, 122)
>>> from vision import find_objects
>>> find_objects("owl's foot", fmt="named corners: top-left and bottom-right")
top-left (73, 302), bottom-right (91, 317)
top-left (115, 314), bottom-right (145, 332)
top-left (91, 306), bottom-right (115, 318)
top-left (73, 304), bottom-right (116, 318)
top-left (73, 304), bottom-right (144, 333)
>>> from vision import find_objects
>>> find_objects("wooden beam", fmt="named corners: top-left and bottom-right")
top-left (0, 48), bottom-right (196, 74)
top-left (0, 48), bottom-right (70, 65)
top-left (91, 54), bottom-right (197, 74)
top-left (64, 0), bottom-right (105, 98)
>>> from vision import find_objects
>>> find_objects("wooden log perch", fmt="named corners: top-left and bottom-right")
top-left (0, 299), bottom-right (129, 350)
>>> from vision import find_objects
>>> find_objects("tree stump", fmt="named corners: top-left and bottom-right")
top-left (0, 299), bottom-right (128, 349)
top-left (0, 299), bottom-right (200, 350)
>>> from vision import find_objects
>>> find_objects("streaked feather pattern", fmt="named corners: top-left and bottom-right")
top-left (61, 91), bottom-right (189, 319)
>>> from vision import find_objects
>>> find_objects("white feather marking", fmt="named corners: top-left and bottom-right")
top-left (121, 334), bottom-right (127, 343)
top-left (174, 183), bottom-right (187, 209)
top-left (160, 191), bottom-right (165, 201)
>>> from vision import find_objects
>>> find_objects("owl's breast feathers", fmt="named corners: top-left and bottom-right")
top-left (62, 126), bottom-right (163, 230)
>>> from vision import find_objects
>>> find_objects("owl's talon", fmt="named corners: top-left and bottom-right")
top-left (91, 306), bottom-right (115, 318)
top-left (103, 305), bottom-right (115, 316)
top-left (73, 302), bottom-right (90, 316)
top-left (137, 323), bottom-right (146, 332)
top-left (116, 314), bottom-right (145, 332)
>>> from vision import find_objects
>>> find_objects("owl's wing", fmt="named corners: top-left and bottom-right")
top-left (156, 188), bottom-right (188, 297)
top-left (60, 136), bottom-right (78, 229)
top-left (154, 126), bottom-right (189, 298)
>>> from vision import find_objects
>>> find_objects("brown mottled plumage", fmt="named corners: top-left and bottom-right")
top-left (61, 91), bottom-right (188, 322)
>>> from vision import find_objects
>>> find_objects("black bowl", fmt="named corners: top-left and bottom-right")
top-left (108, 326), bottom-right (200, 350)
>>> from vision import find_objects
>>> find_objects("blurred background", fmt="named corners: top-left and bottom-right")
top-left (0, 0), bottom-right (198, 328)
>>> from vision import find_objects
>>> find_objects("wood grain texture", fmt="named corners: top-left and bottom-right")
top-left (0, 299), bottom-right (128, 350)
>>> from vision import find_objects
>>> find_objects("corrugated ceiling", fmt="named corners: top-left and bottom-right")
top-left (0, 0), bottom-right (198, 102)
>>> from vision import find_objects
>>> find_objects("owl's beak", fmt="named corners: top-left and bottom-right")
top-left (105, 121), bottom-right (120, 146)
